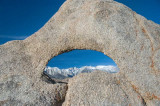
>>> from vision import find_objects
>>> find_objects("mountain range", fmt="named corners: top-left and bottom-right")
top-left (44, 65), bottom-right (119, 79)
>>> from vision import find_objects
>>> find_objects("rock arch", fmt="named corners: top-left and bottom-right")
top-left (0, 0), bottom-right (160, 105)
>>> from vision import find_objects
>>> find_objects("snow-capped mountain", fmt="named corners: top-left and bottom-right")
top-left (44, 65), bottom-right (119, 79)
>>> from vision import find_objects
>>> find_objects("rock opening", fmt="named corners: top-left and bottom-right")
top-left (42, 50), bottom-right (119, 83)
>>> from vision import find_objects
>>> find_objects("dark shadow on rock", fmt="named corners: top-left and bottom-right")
top-left (41, 71), bottom-right (68, 84)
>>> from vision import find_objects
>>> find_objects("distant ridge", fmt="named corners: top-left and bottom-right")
top-left (44, 65), bottom-right (119, 79)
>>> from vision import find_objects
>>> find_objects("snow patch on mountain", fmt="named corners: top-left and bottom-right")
top-left (44, 65), bottom-right (119, 79)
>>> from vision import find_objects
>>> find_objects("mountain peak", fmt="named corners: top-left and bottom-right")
top-left (44, 65), bottom-right (119, 79)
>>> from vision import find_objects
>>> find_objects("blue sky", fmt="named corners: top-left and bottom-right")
top-left (0, 0), bottom-right (160, 69)
top-left (47, 50), bottom-right (117, 69)
top-left (0, 0), bottom-right (65, 44)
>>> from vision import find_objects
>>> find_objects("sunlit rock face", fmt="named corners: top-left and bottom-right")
top-left (63, 71), bottom-right (145, 106)
top-left (0, 0), bottom-right (160, 105)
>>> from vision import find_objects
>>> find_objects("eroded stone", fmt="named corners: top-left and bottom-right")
top-left (0, 0), bottom-right (160, 105)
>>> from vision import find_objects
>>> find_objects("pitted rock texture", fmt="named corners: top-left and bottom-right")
top-left (0, 0), bottom-right (160, 105)
top-left (63, 71), bottom-right (146, 106)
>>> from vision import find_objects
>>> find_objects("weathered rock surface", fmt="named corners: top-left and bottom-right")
top-left (63, 71), bottom-right (146, 106)
top-left (0, 0), bottom-right (160, 105)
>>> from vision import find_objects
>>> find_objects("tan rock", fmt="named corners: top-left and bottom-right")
top-left (0, 0), bottom-right (160, 105)
top-left (63, 71), bottom-right (145, 106)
